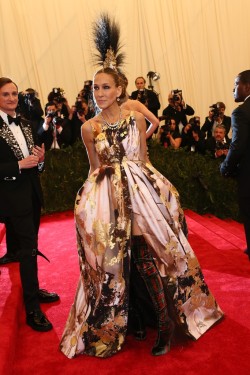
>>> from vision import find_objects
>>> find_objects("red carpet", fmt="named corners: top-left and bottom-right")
top-left (0, 210), bottom-right (250, 375)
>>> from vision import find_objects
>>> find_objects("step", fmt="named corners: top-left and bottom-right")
top-left (204, 214), bottom-right (246, 242)
top-left (184, 210), bottom-right (242, 250)
top-left (185, 210), bottom-right (246, 246)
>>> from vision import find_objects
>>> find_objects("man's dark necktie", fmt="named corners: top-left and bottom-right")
top-left (7, 115), bottom-right (21, 126)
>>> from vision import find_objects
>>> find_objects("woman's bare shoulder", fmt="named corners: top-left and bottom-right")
top-left (122, 98), bottom-right (142, 111)
top-left (82, 116), bottom-right (102, 135)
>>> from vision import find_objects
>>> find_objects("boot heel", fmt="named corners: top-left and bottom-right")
top-left (151, 320), bottom-right (175, 356)
top-left (130, 307), bottom-right (147, 341)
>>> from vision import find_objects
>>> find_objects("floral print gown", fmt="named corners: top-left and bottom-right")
top-left (60, 113), bottom-right (223, 358)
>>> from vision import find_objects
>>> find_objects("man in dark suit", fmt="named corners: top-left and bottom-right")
top-left (162, 91), bottom-right (195, 133)
top-left (37, 102), bottom-right (71, 151)
top-left (131, 76), bottom-right (160, 118)
top-left (206, 124), bottom-right (231, 159)
top-left (201, 102), bottom-right (231, 142)
top-left (220, 70), bottom-right (250, 259)
top-left (0, 77), bottom-right (59, 331)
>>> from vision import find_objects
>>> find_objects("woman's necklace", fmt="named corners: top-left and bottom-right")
top-left (100, 108), bottom-right (122, 130)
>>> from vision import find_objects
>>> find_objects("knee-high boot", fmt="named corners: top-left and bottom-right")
top-left (132, 235), bottom-right (174, 356)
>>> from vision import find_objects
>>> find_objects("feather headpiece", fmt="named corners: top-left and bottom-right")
top-left (93, 13), bottom-right (125, 70)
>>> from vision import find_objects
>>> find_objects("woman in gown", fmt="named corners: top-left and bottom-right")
top-left (60, 14), bottom-right (223, 359)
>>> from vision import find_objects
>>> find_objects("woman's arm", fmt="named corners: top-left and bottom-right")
top-left (134, 112), bottom-right (150, 163)
top-left (81, 121), bottom-right (100, 175)
top-left (168, 135), bottom-right (182, 149)
top-left (124, 99), bottom-right (159, 139)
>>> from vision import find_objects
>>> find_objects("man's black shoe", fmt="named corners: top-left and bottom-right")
top-left (38, 289), bottom-right (60, 303)
top-left (0, 253), bottom-right (19, 265)
top-left (26, 310), bottom-right (53, 332)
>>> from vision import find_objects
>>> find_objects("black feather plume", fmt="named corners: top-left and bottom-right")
top-left (92, 13), bottom-right (125, 69)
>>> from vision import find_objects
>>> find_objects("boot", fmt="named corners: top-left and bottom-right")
top-left (129, 306), bottom-right (147, 341)
top-left (132, 235), bottom-right (174, 355)
top-left (151, 319), bottom-right (175, 356)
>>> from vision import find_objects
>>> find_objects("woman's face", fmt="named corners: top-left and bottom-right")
top-left (169, 119), bottom-right (176, 130)
top-left (93, 73), bottom-right (122, 110)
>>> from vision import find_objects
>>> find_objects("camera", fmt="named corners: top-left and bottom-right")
top-left (83, 80), bottom-right (92, 92)
top-left (52, 88), bottom-right (63, 95)
top-left (23, 92), bottom-right (36, 104)
top-left (18, 91), bottom-right (36, 108)
top-left (160, 118), bottom-right (174, 139)
top-left (215, 141), bottom-right (229, 151)
top-left (78, 80), bottom-right (93, 102)
top-left (47, 110), bottom-right (64, 126)
top-left (74, 100), bottom-right (86, 116)
top-left (210, 104), bottom-right (221, 120)
top-left (51, 88), bottom-right (66, 104)
top-left (171, 89), bottom-right (182, 102)
top-left (161, 124), bottom-right (171, 135)
top-left (137, 89), bottom-right (148, 105)
top-left (52, 116), bottom-right (64, 126)
top-left (47, 110), bottom-right (57, 118)
top-left (186, 117), bottom-right (200, 134)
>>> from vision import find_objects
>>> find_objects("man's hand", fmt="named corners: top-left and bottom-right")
top-left (192, 131), bottom-right (199, 141)
top-left (215, 149), bottom-right (225, 158)
top-left (18, 155), bottom-right (39, 170)
top-left (44, 114), bottom-right (52, 126)
top-left (33, 144), bottom-right (45, 163)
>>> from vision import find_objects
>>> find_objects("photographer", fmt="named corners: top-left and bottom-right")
top-left (18, 88), bottom-right (44, 130)
top-left (37, 102), bottom-right (71, 151)
top-left (206, 124), bottom-right (231, 159)
top-left (201, 102), bottom-right (231, 140)
top-left (162, 90), bottom-right (195, 133)
top-left (181, 116), bottom-right (206, 154)
top-left (158, 117), bottom-right (182, 149)
top-left (70, 98), bottom-right (92, 144)
top-left (130, 76), bottom-right (160, 117)
top-left (47, 88), bottom-right (70, 119)
top-left (77, 80), bottom-right (95, 118)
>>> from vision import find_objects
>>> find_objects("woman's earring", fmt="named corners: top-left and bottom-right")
top-left (117, 97), bottom-right (120, 102)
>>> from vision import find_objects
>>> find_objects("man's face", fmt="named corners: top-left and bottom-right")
top-left (46, 105), bottom-right (57, 115)
top-left (135, 78), bottom-right (145, 90)
top-left (0, 82), bottom-right (18, 115)
top-left (233, 76), bottom-right (250, 102)
top-left (173, 94), bottom-right (182, 106)
top-left (214, 128), bottom-right (226, 142)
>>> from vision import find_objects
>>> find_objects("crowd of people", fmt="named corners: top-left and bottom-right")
top-left (157, 93), bottom-right (231, 159)
top-left (15, 77), bottom-right (232, 163)
top-left (16, 84), bottom-right (95, 150)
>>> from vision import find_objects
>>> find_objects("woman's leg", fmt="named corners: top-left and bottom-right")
top-left (131, 235), bottom-right (174, 355)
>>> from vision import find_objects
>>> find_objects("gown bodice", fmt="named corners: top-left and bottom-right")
top-left (94, 114), bottom-right (141, 166)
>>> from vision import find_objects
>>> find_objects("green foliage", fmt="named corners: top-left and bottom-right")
top-left (40, 140), bottom-right (240, 220)
top-left (40, 141), bottom-right (89, 214)
top-left (149, 141), bottom-right (239, 219)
